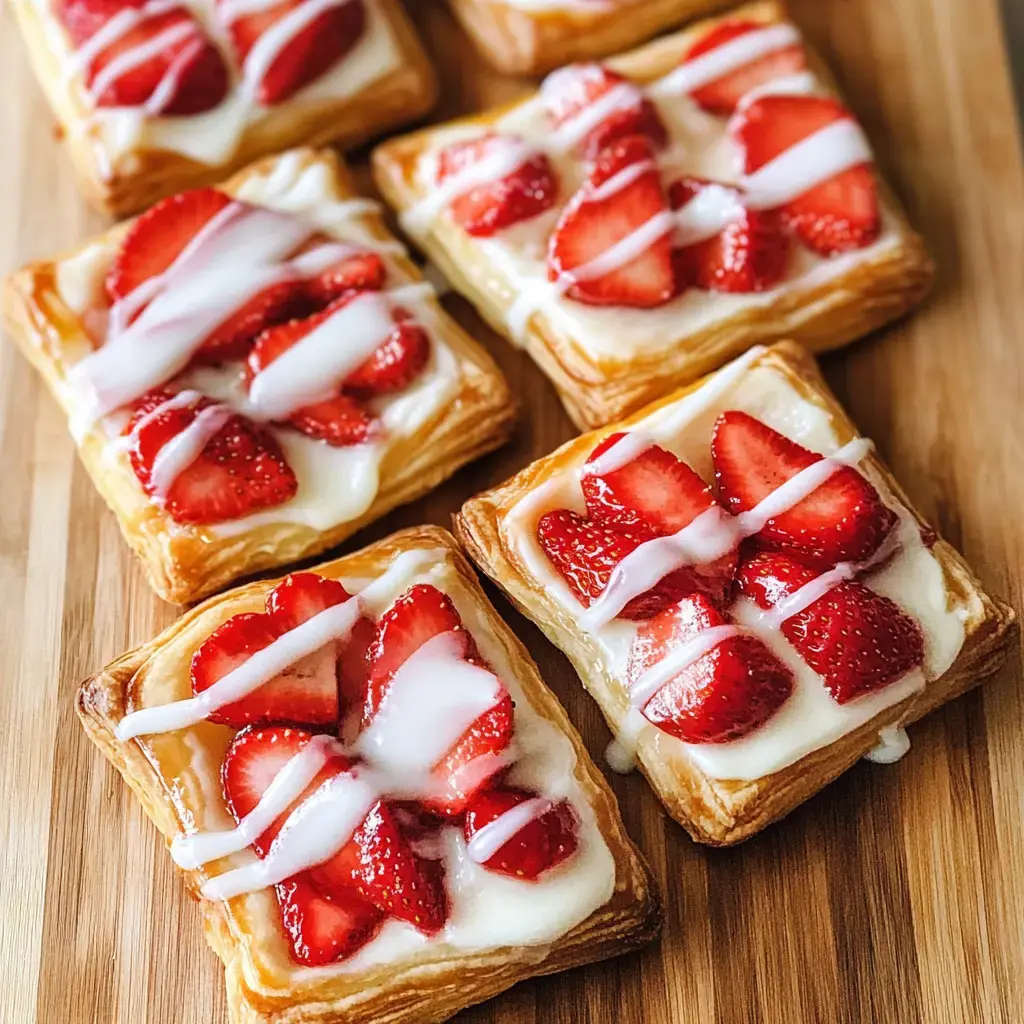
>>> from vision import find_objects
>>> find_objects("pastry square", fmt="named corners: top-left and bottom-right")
top-left (447, 0), bottom-right (729, 76)
top-left (455, 342), bottom-right (1016, 845)
top-left (77, 525), bottom-right (659, 1024)
top-left (3, 148), bottom-right (515, 605)
top-left (11, 0), bottom-right (437, 215)
top-left (374, 1), bottom-right (933, 430)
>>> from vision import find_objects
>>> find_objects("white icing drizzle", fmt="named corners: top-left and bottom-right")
top-left (543, 76), bottom-right (646, 153)
top-left (466, 797), bottom-right (553, 864)
top-left (148, 402), bottom-right (233, 497)
top-left (735, 70), bottom-right (817, 110)
top-left (649, 23), bottom-right (802, 99)
top-left (64, 0), bottom-right (181, 80)
top-left (864, 725), bottom-right (911, 764)
top-left (86, 20), bottom-right (197, 107)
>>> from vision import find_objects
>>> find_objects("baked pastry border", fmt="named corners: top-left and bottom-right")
top-left (3, 148), bottom-right (517, 605)
top-left (10, 0), bottom-right (438, 216)
top-left (447, 0), bottom-right (731, 75)
top-left (373, 0), bottom-right (934, 431)
top-left (454, 342), bottom-right (1017, 845)
top-left (77, 525), bottom-right (660, 1024)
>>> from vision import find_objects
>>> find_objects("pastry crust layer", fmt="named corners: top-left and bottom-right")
top-left (77, 525), bottom-right (660, 1024)
top-left (11, 0), bottom-right (438, 216)
top-left (373, 1), bottom-right (934, 431)
top-left (3, 149), bottom-right (516, 605)
top-left (448, 0), bottom-right (730, 75)
top-left (454, 342), bottom-right (1017, 845)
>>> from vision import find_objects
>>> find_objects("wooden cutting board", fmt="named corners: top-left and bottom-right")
top-left (1, 1), bottom-right (1023, 1022)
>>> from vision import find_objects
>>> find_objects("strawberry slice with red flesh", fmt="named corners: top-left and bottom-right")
top-left (124, 388), bottom-right (297, 525)
top-left (246, 296), bottom-right (430, 446)
top-left (304, 249), bottom-right (387, 307)
top-left (436, 134), bottom-right (558, 237)
top-left (736, 550), bottom-right (925, 704)
top-left (542, 63), bottom-right (668, 159)
top-left (58, 0), bottom-right (228, 115)
top-left (191, 572), bottom-right (355, 728)
top-left (548, 135), bottom-right (676, 308)
top-left (580, 432), bottom-right (736, 604)
top-left (276, 876), bottom-right (384, 967)
top-left (627, 593), bottom-right (793, 742)
top-left (362, 584), bottom-right (514, 816)
top-left (712, 410), bottom-right (898, 568)
top-left (463, 787), bottom-right (579, 881)
top-left (106, 189), bottom-right (306, 362)
top-left (669, 177), bottom-right (788, 294)
top-left (732, 95), bottom-right (881, 256)
top-left (224, 0), bottom-right (366, 106)
top-left (683, 19), bottom-right (807, 116)
top-left (222, 725), bottom-right (446, 935)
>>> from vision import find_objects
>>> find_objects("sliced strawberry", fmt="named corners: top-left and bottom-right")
top-left (581, 433), bottom-right (735, 603)
top-left (125, 389), bottom-right (297, 525)
top-left (106, 189), bottom-right (305, 361)
top-left (58, 0), bottom-right (228, 115)
top-left (669, 176), bottom-right (789, 293)
top-left (732, 95), bottom-right (880, 255)
top-left (628, 593), bottom-right (793, 742)
top-left (712, 410), bottom-right (897, 567)
top-left (191, 572), bottom-right (352, 728)
top-left (736, 551), bottom-right (925, 703)
top-left (223, 0), bottom-right (366, 106)
top-left (246, 297), bottom-right (429, 446)
top-left (363, 584), bottom-right (513, 816)
top-left (541, 63), bottom-right (668, 158)
top-left (276, 876), bottom-right (383, 967)
top-left (683, 19), bottom-right (807, 116)
top-left (222, 725), bottom-right (448, 935)
top-left (463, 787), bottom-right (579, 881)
top-left (548, 135), bottom-right (676, 308)
top-left (536, 508), bottom-right (699, 620)
top-left (305, 249), bottom-right (387, 306)
top-left (436, 133), bottom-right (558, 237)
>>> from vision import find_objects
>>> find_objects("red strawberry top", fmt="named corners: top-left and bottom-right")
top-left (418, 16), bottom-right (882, 312)
top-left (167, 569), bottom-right (584, 968)
top-left (534, 410), bottom-right (924, 746)
top-left (90, 187), bottom-right (437, 525)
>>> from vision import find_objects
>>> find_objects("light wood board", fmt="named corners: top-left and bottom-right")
top-left (1, 1), bottom-right (1023, 1022)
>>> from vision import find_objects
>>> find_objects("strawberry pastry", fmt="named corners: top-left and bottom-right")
top-left (9, 0), bottom-right (436, 214)
top-left (456, 343), bottom-right (1015, 844)
top-left (374, 1), bottom-right (934, 429)
top-left (77, 527), bottom-right (657, 1023)
top-left (3, 149), bottom-right (514, 603)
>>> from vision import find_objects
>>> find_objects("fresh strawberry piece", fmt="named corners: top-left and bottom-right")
top-left (581, 433), bottom-right (736, 603)
top-left (338, 614), bottom-right (375, 743)
top-left (191, 572), bottom-right (351, 728)
top-left (628, 593), bottom-right (793, 742)
top-left (732, 95), bottom-right (881, 255)
top-left (343, 311), bottom-right (430, 395)
top-left (224, 0), bottom-right (366, 106)
top-left (125, 389), bottom-right (297, 525)
top-left (305, 249), bottom-right (387, 306)
top-left (59, 0), bottom-right (228, 115)
top-left (222, 726), bottom-right (447, 935)
top-left (436, 134), bottom-right (558, 237)
top-left (548, 135), bottom-right (676, 308)
top-left (463, 787), bottom-right (579, 881)
top-left (541, 63), bottom-right (668, 158)
top-left (712, 410), bottom-right (898, 567)
top-left (362, 584), bottom-right (512, 815)
top-left (736, 551), bottom-right (925, 703)
top-left (669, 176), bottom-right (789, 293)
top-left (288, 393), bottom-right (377, 447)
top-left (276, 876), bottom-right (383, 967)
top-left (536, 508), bottom-right (699, 620)
top-left (683, 19), bottom-right (807, 116)
top-left (308, 801), bottom-right (448, 933)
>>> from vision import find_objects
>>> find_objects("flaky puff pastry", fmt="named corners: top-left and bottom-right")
top-left (373, 1), bottom-right (934, 431)
top-left (77, 525), bottom-right (660, 1024)
top-left (455, 342), bottom-right (1017, 845)
top-left (448, 0), bottom-right (730, 75)
top-left (11, 0), bottom-right (437, 216)
top-left (3, 148), bottom-right (516, 605)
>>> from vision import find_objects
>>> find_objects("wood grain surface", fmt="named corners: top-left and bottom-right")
top-left (1, 1), bottom-right (1022, 1022)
